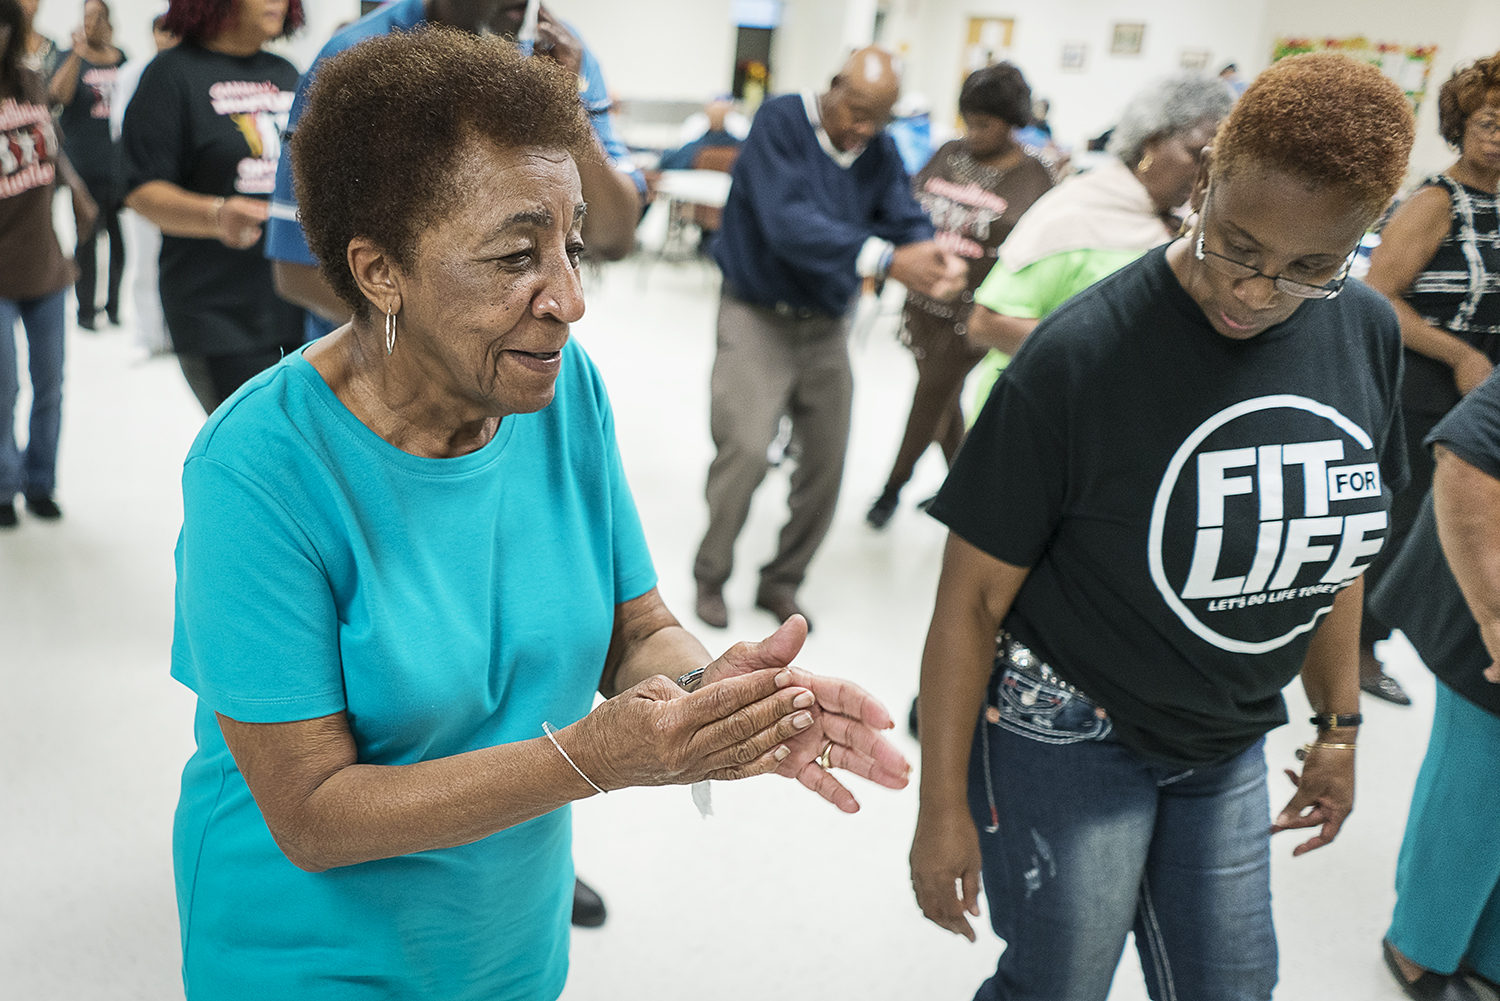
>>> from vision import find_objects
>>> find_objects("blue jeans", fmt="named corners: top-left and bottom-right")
top-left (967, 655), bottom-right (1277, 1001)
top-left (0, 289), bottom-right (67, 499)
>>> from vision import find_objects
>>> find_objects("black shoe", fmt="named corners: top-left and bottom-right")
top-left (1361, 671), bottom-right (1411, 706)
top-left (908, 695), bottom-right (919, 739)
top-left (0, 502), bottom-right (15, 528)
top-left (77, 314), bottom-right (97, 331)
top-left (755, 591), bottom-right (811, 632)
top-left (106, 309), bottom-right (121, 326)
top-left (572, 877), bottom-right (606, 928)
top-left (24, 495), bottom-right (61, 520)
top-left (1384, 939), bottom-right (1483, 1000)
top-left (866, 489), bottom-right (899, 530)
top-left (915, 493), bottom-right (939, 513)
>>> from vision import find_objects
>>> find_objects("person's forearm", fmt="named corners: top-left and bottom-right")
top-left (49, 51), bottom-right (82, 104)
top-left (577, 157), bottom-right (642, 261)
top-left (1391, 296), bottom-right (1484, 370)
top-left (125, 180), bottom-right (222, 239)
top-left (219, 711), bottom-right (598, 873)
top-left (608, 624), bottom-right (711, 696)
top-left (918, 536), bottom-right (1027, 813)
top-left (1298, 579), bottom-right (1363, 726)
top-left (966, 305), bottom-right (1037, 354)
top-left (1434, 447), bottom-right (1500, 663)
top-left (273, 259), bottom-right (351, 324)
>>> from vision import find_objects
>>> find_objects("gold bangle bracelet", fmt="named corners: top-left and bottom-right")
top-left (1304, 741), bottom-right (1358, 752)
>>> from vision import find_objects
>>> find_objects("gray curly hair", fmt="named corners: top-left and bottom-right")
top-left (1106, 74), bottom-right (1236, 167)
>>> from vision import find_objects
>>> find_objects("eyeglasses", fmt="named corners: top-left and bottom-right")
top-left (1194, 198), bottom-right (1356, 300)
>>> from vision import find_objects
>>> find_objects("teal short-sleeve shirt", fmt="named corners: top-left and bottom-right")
top-left (170, 340), bottom-right (656, 1000)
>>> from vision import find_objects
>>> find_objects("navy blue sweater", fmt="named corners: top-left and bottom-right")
top-left (713, 94), bottom-right (933, 317)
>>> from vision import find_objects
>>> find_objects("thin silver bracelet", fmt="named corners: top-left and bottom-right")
top-left (541, 721), bottom-right (607, 796)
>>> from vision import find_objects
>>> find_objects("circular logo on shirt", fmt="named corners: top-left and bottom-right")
top-left (1148, 395), bottom-right (1388, 654)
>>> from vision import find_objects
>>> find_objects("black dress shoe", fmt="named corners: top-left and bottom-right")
top-left (755, 591), bottom-right (811, 632)
top-left (1362, 671), bottom-right (1412, 706)
top-left (77, 314), bottom-right (97, 331)
top-left (866, 489), bottom-right (899, 529)
top-left (1384, 939), bottom-right (1483, 1000)
top-left (24, 495), bottom-right (62, 520)
top-left (0, 502), bottom-right (16, 528)
top-left (571, 877), bottom-right (606, 928)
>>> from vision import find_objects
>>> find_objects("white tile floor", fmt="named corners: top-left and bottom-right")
top-left (0, 255), bottom-right (1462, 1000)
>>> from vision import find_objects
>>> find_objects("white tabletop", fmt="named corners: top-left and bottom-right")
top-left (653, 169), bottom-right (733, 208)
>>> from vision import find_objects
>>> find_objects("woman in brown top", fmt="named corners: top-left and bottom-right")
top-left (0, 0), bottom-right (95, 527)
top-left (867, 63), bottom-right (1052, 529)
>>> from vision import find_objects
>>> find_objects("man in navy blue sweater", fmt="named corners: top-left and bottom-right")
top-left (695, 47), bottom-right (965, 630)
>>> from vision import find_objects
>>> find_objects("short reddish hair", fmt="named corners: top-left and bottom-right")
top-left (161, 0), bottom-right (303, 46)
top-left (1439, 53), bottom-right (1500, 150)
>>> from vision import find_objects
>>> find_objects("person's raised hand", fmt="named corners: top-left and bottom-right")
top-left (214, 196), bottom-right (270, 250)
top-left (1270, 746), bottom-right (1355, 856)
top-left (910, 804), bottom-right (983, 942)
top-left (571, 667), bottom-right (817, 791)
top-left (533, 8), bottom-right (583, 76)
top-left (701, 617), bottom-right (911, 812)
top-left (889, 241), bottom-right (968, 301)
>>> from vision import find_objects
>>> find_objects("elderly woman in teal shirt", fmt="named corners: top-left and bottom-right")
top-left (169, 29), bottom-right (909, 1000)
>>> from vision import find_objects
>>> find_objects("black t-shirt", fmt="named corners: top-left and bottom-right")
top-left (120, 43), bottom-right (300, 354)
top-left (931, 245), bottom-right (1407, 767)
top-left (56, 49), bottom-right (124, 183)
top-left (1370, 370), bottom-right (1500, 718)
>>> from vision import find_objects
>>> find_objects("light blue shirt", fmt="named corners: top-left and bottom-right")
top-left (170, 340), bottom-right (656, 999)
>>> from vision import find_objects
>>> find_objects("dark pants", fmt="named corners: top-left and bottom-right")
top-left (969, 660), bottom-right (1277, 1000)
top-left (75, 177), bottom-right (124, 324)
top-left (177, 347), bottom-right (297, 416)
top-left (694, 293), bottom-right (852, 598)
top-left (880, 308), bottom-right (988, 497)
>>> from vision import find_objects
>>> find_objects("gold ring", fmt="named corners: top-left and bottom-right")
top-left (817, 740), bottom-right (834, 770)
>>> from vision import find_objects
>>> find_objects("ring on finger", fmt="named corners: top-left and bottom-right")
top-left (817, 740), bottom-right (834, 771)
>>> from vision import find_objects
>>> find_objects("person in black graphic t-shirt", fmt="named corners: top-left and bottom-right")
top-left (121, 0), bottom-right (303, 414)
top-left (51, 0), bottom-right (124, 329)
top-left (910, 55), bottom-right (1415, 1001)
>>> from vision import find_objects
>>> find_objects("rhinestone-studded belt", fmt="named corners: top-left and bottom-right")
top-left (996, 630), bottom-right (1083, 697)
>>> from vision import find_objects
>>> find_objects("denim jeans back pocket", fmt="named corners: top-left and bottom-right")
top-left (991, 665), bottom-right (1112, 745)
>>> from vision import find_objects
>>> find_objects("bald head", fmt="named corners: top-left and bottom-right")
top-left (821, 46), bottom-right (902, 153)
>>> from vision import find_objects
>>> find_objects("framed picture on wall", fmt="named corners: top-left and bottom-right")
top-left (1061, 43), bottom-right (1087, 71)
top-left (1180, 49), bottom-right (1211, 70)
top-left (1111, 23), bottom-right (1145, 56)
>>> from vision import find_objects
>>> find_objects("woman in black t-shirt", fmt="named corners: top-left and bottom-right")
top-left (910, 55), bottom-right (1415, 1001)
top-left (121, 0), bottom-right (304, 414)
top-left (51, 0), bottom-right (125, 329)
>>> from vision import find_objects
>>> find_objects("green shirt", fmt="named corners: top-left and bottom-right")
top-left (968, 247), bottom-right (1148, 414)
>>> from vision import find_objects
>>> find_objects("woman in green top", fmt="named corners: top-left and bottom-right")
top-left (964, 74), bottom-right (1234, 405)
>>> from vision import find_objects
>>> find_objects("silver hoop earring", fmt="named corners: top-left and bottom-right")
top-left (385, 307), bottom-right (397, 356)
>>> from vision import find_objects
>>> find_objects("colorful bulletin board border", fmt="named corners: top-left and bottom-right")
top-left (1272, 36), bottom-right (1439, 113)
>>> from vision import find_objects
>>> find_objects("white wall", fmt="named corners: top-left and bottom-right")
top-left (552, 0), bottom-right (741, 101)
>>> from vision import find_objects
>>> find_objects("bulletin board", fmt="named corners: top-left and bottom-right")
top-left (1272, 36), bottom-right (1439, 113)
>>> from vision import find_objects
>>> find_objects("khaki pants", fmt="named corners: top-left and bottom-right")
top-left (694, 292), bottom-right (853, 598)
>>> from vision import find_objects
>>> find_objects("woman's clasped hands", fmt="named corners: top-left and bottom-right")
top-left (564, 617), bottom-right (911, 810)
